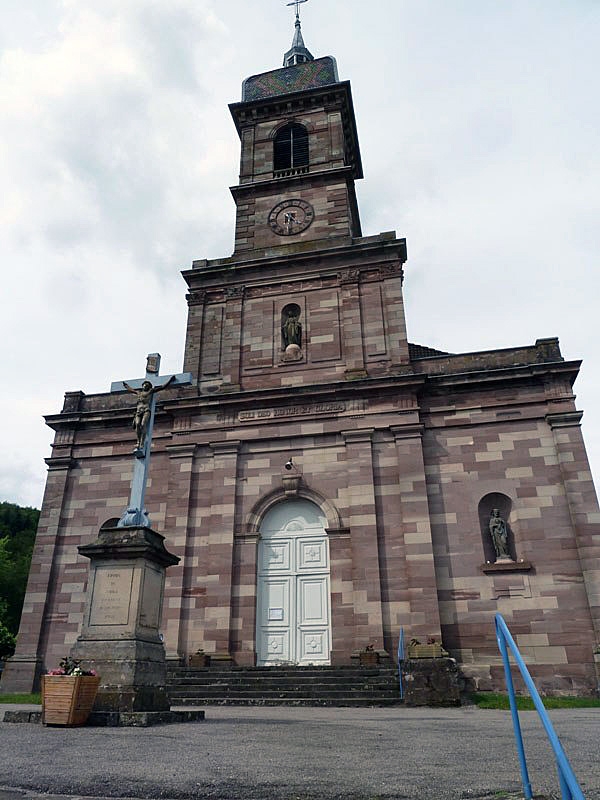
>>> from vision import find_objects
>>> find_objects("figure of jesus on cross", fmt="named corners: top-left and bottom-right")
top-left (111, 353), bottom-right (192, 528)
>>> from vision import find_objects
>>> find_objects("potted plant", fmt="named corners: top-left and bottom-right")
top-left (189, 648), bottom-right (211, 668)
top-left (42, 656), bottom-right (100, 726)
top-left (407, 637), bottom-right (447, 659)
top-left (359, 644), bottom-right (380, 667)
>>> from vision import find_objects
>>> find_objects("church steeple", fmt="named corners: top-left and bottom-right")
top-left (283, 1), bottom-right (314, 66)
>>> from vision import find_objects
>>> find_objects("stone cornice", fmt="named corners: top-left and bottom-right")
top-left (183, 232), bottom-right (407, 288)
top-left (546, 411), bottom-right (584, 429)
top-left (418, 359), bottom-right (581, 393)
top-left (230, 165), bottom-right (356, 198)
top-left (209, 440), bottom-right (241, 456)
top-left (44, 456), bottom-right (74, 471)
top-left (390, 424), bottom-right (425, 441)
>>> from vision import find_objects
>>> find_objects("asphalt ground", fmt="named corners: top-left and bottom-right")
top-left (0, 704), bottom-right (598, 800)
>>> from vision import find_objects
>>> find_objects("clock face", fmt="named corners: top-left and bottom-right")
top-left (268, 199), bottom-right (315, 236)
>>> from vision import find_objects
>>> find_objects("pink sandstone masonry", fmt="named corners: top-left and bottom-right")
top-left (3, 46), bottom-right (599, 698)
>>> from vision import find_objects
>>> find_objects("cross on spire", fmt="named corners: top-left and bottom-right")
top-left (283, 0), bottom-right (313, 67)
top-left (287, 0), bottom-right (308, 21)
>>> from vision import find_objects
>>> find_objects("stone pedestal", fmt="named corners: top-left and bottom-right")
top-left (403, 658), bottom-right (462, 707)
top-left (71, 526), bottom-right (195, 723)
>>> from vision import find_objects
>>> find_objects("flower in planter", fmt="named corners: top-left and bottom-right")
top-left (47, 656), bottom-right (97, 677)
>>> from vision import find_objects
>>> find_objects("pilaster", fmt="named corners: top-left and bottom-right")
top-left (341, 429), bottom-right (386, 652)
top-left (220, 288), bottom-right (244, 390)
top-left (183, 290), bottom-right (206, 380)
top-left (162, 443), bottom-right (197, 661)
top-left (325, 527), bottom-right (353, 663)
top-left (547, 411), bottom-right (600, 650)
top-left (0, 456), bottom-right (73, 693)
top-left (203, 441), bottom-right (241, 658)
top-left (231, 532), bottom-right (260, 666)
top-left (339, 271), bottom-right (366, 377)
top-left (391, 424), bottom-right (442, 642)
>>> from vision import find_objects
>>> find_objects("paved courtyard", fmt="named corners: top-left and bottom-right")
top-left (0, 704), bottom-right (598, 800)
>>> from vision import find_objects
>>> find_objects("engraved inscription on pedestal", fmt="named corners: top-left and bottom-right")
top-left (89, 566), bottom-right (134, 626)
top-left (139, 566), bottom-right (163, 629)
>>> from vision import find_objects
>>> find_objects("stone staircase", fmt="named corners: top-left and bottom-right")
top-left (167, 664), bottom-right (402, 707)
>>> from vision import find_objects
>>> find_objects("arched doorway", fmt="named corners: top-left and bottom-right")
top-left (256, 499), bottom-right (331, 666)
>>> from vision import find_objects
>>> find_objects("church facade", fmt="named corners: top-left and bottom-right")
top-left (4, 20), bottom-right (600, 695)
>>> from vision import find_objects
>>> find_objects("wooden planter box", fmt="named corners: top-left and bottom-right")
top-left (189, 654), bottom-right (211, 668)
top-left (42, 675), bottom-right (100, 726)
top-left (407, 643), bottom-right (444, 659)
top-left (359, 651), bottom-right (380, 667)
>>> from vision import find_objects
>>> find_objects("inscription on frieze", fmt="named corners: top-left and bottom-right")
top-left (236, 399), bottom-right (367, 422)
top-left (89, 566), bottom-right (134, 626)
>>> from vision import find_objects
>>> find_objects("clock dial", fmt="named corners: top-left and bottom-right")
top-left (268, 199), bottom-right (315, 236)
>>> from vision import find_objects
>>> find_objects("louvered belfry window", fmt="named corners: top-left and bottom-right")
top-left (274, 123), bottom-right (309, 171)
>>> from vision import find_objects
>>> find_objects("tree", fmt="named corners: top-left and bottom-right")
top-left (0, 598), bottom-right (15, 659)
top-left (0, 502), bottom-right (39, 638)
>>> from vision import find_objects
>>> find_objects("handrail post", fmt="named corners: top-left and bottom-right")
top-left (495, 613), bottom-right (585, 800)
top-left (397, 627), bottom-right (404, 700)
top-left (558, 763), bottom-right (573, 800)
top-left (496, 621), bottom-right (533, 800)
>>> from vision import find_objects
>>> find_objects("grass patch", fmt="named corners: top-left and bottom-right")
top-left (472, 692), bottom-right (600, 710)
top-left (0, 693), bottom-right (41, 704)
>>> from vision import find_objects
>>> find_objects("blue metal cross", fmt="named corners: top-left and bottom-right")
top-left (111, 353), bottom-right (192, 528)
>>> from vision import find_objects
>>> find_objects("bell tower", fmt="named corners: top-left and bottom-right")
top-left (229, 14), bottom-right (363, 253)
top-left (182, 10), bottom-right (409, 394)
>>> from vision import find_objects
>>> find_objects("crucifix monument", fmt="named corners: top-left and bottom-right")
top-left (69, 354), bottom-right (202, 725)
top-left (112, 353), bottom-right (192, 528)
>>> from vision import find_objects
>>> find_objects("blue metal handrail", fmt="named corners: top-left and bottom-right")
top-left (495, 613), bottom-right (584, 800)
top-left (397, 627), bottom-right (405, 700)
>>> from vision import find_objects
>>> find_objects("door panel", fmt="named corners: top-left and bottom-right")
top-left (298, 628), bottom-right (330, 662)
top-left (257, 577), bottom-right (292, 663)
top-left (297, 576), bottom-right (330, 664)
top-left (297, 576), bottom-right (328, 625)
top-left (261, 539), bottom-right (292, 573)
top-left (297, 537), bottom-right (328, 571)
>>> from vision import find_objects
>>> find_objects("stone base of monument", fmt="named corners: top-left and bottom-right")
top-left (402, 657), bottom-right (463, 706)
top-left (70, 525), bottom-right (205, 727)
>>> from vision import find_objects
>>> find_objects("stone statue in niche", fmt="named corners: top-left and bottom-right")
top-left (282, 310), bottom-right (302, 348)
top-left (489, 508), bottom-right (513, 562)
top-left (281, 305), bottom-right (303, 362)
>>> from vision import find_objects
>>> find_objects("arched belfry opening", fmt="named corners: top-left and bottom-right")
top-left (273, 123), bottom-right (309, 173)
top-left (256, 499), bottom-right (331, 666)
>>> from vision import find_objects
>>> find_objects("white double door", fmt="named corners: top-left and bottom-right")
top-left (256, 500), bottom-right (331, 666)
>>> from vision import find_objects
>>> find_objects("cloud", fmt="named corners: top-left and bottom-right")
top-left (1, 0), bottom-right (600, 508)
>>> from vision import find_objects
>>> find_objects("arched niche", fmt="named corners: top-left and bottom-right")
top-left (281, 303), bottom-right (302, 351)
top-left (478, 492), bottom-right (516, 563)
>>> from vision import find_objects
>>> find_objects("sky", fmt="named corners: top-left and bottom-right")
top-left (1, 0), bottom-right (600, 509)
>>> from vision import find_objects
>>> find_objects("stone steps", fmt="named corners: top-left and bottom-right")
top-left (167, 665), bottom-right (402, 707)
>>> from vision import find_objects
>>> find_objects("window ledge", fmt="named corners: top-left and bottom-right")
top-left (273, 166), bottom-right (309, 178)
top-left (481, 560), bottom-right (533, 574)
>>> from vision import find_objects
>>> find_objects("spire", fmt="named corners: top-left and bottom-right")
top-left (283, 0), bottom-right (314, 67)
